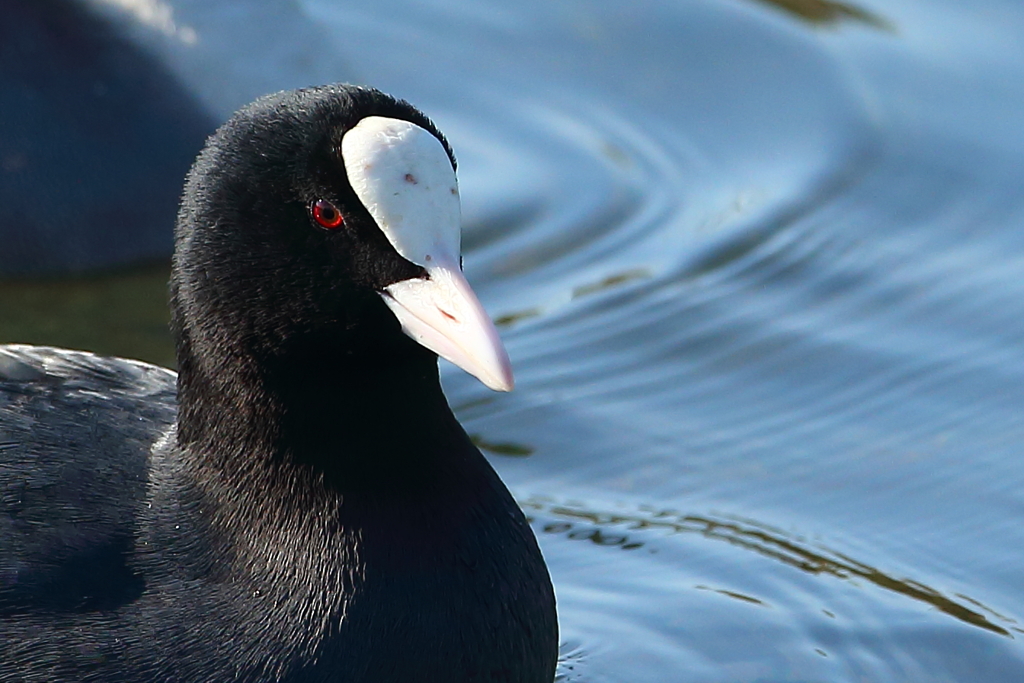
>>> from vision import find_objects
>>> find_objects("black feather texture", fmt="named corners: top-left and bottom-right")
top-left (0, 84), bottom-right (558, 682)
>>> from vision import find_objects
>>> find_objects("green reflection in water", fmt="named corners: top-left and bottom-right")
top-left (521, 497), bottom-right (1018, 637)
top-left (752, 0), bottom-right (894, 31)
top-left (494, 267), bottom-right (652, 329)
top-left (494, 307), bottom-right (543, 328)
top-left (0, 263), bottom-right (175, 368)
top-left (572, 268), bottom-right (651, 300)
top-left (452, 395), bottom-right (497, 412)
top-left (471, 434), bottom-right (536, 457)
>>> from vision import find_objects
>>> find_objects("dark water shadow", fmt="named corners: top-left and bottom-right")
top-left (521, 496), bottom-right (1021, 638)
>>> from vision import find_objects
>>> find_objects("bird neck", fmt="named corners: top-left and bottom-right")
top-left (174, 321), bottom-right (461, 494)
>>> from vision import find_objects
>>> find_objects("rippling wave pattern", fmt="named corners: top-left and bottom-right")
top-left (7, 0), bottom-right (1024, 680)
top-left (524, 498), bottom-right (1021, 637)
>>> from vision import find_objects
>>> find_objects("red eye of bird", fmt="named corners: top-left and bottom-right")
top-left (312, 199), bottom-right (344, 229)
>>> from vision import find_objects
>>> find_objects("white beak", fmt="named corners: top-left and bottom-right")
top-left (342, 115), bottom-right (514, 392)
top-left (381, 254), bottom-right (514, 392)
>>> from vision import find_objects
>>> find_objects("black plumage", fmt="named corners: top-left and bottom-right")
top-left (0, 85), bottom-right (558, 682)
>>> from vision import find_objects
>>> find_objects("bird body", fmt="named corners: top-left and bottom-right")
top-left (0, 85), bottom-right (557, 682)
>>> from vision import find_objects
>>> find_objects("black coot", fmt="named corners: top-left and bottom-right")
top-left (0, 84), bottom-right (558, 682)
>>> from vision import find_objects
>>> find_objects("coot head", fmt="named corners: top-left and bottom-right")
top-left (171, 85), bottom-right (512, 421)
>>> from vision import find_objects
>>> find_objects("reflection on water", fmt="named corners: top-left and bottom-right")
top-left (494, 307), bottom-right (542, 328)
top-left (752, 0), bottom-right (894, 30)
top-left (572, 269), bottom-right (652, 300)
top-left (494, 267), bottom-right (652, 330)
top-left (523, 497), bottom-right (1020, 638)
top-left (694, 584), bottom-right (765, 606)
top-left (554, 641), bottom-right (588, 683)
top-left (469, 433), bottom-right (535, 457)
